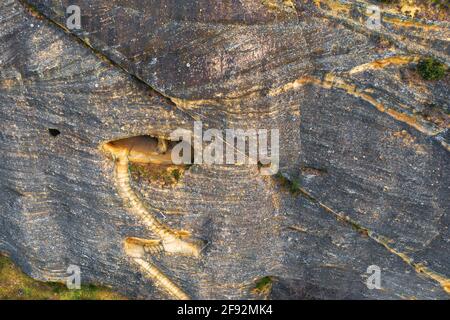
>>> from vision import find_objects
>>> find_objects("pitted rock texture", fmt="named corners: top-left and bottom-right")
top-left (0, 0), bottom-right (448, 299)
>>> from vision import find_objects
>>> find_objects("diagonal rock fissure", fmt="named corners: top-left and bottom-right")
top-left (18, 0), bottom-right (269, 160)
top-left (278, 172), bottom-right (450, 294)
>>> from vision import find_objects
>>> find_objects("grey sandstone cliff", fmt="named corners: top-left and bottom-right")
top-left (0, 0), bottom-right (449, 299)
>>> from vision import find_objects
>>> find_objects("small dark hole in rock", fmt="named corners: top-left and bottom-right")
top-left (48, 128), bottom-right (61, 137)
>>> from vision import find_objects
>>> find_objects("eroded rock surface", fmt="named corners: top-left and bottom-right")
top-left (0, 0), bottom-right (448, 299)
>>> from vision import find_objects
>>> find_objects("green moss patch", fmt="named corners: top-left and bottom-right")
top-left (0, 254), bottom-right (125, 300)
top-left (417, 57), bottom-right (447, 81)
top-left (252, 276), bottom-right (274, 297)
top-left (274, 172), bottom-right (301, 194)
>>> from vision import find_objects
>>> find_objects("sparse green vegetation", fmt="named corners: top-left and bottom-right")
top-left (417, 57), bottom-right (447, 81)
top-left (171, 168), bottom-right (181, 182)
top-left (274, 172), bottom-right (301, 194)
top-left (255, 276), bottom-right (272, 289)
top-left (0, 254), bottom-right (125, 300)
top-left (129, 163), bottom-right (185, 186)
top-left (347, 220), bottom-right (370, 237)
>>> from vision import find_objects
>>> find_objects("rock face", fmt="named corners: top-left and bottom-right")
top-left (0, 0), bottom-right (448, 299)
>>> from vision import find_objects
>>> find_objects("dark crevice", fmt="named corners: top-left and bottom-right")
top-left (48, 128), bottom-right (60, 137)
top-left (18, 0), bottom-right (178, 110)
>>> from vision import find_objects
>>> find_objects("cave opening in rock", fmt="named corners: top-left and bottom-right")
top-left (102, 135), bottom-right (193, 165)
top-left (102, 135), bottom-right (173, 164)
